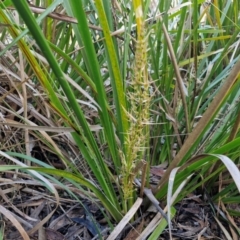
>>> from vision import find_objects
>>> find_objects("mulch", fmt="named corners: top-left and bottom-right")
top-left (1, 174), bottom-right (237, 240)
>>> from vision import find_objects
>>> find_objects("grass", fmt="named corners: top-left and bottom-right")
top-left (0, 0), bottom-right (240, 239)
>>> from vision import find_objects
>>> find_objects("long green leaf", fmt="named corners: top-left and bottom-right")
top-left (11, 0), bottom-right (119, 211)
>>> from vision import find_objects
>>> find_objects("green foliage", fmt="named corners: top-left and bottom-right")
top-left (0, 0), bottom-right (240, 237)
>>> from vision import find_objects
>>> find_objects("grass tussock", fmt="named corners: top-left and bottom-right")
top-left (0, 0), bottom-right (240, 239)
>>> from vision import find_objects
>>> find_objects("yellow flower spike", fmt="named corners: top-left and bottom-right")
top-left (121, 1), bottom-right (151, 212)
top-left (133, 0), bottom-right (144, 38)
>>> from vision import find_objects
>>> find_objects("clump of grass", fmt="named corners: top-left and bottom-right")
top-left (0, 0), bottom-right (240, 239)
